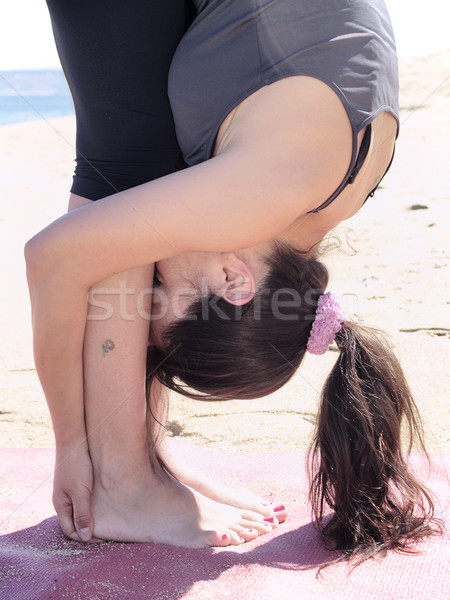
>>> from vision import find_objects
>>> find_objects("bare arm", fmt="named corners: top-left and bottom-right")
top-left (26, 255), bottom-right (93, 540)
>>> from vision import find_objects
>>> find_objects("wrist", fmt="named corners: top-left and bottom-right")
top-left (55, 436), bottom-right (89, 457)
top-left (47, 398), bottom-right (87, 452)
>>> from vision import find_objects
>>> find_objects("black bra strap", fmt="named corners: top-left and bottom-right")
top-left (347, 123), bottom-right (372, 184)
top-left (307, 123), bottom-right (372, 213)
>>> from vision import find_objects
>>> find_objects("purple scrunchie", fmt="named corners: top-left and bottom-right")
top-left (306, 292), bottom-right (346, 355)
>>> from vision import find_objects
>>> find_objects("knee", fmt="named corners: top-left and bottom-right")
top-left (24, 234), bottom-right (46, 287)
top-left (24, 229), bottom-right (58, 288)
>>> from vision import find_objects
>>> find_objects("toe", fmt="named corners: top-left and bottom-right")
top-left (227, 530), bottom-right (246, 545)
top-left (272, 504), bottom-right (287, 523)
top-left (241, 518), bottom-right (273, 535)
top-left (207, 531), bottom-right (232, 547)
top-left (258, 504), bottom-right (275, 519)
top-left (263, 516), bottom-right (279, 530)
top-left (207, 529), bottom-right (245, 547)
top-left (239, 528), bottom-right (259, 542)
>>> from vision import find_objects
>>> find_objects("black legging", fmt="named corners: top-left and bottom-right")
top-left (46, 0), bottom-right (194, 200)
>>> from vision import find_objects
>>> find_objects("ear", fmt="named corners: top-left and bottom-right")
top-left (221, 254), bottom-right (256, 306)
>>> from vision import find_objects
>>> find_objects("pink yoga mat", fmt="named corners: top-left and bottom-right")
top-left (1, 442), bottom-right (449, 600)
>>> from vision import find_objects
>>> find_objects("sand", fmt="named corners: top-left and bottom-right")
top-left (0, 52), bottom-right (449, 453)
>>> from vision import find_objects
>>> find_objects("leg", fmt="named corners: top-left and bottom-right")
top-left (51, 0), bottom-right (284, 543)
top-left (42, 0), bottom-right (190, 540)
top-left (67, 193), bottom-right (154, 477)
top-left (48, 0), bottom-right (192, 495)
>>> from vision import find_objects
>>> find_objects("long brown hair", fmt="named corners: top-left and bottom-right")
top-left (309, 321), bottom-right (441, 563)
top-left (146, 245), bottom-right (442, 561)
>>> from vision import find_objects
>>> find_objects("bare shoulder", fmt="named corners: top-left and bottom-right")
top-left (174, 76), bottom-right (357, 250)
top-left (216, 76), bottom-right (355, 208)
top-left (300, 110), bottom-right (398, 229)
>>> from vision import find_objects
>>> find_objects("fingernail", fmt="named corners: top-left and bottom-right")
top-left (79, 527), bottom-right (91, 540)
top-left (273, 505), bottom-right (285, 512)
top-left (264, 517), bottom-right (274, 523)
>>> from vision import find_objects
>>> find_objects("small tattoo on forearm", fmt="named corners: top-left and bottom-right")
top-left (102, 339), bottom-right (115, 357)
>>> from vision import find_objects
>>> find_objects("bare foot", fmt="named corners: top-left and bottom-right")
top-left (85, 465), bottom-right (278, 548)
top-left (157, 439), bottom-right (287, 524)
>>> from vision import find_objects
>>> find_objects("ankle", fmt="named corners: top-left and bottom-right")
top-left (96, 461), bottom-right (158, 490)
top-left (92, 453), bottom-right (152, 491)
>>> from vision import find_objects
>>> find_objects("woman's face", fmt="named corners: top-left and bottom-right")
top-left (149, 252), bottom-right (220, 346)
top-left (149, 248), bottom-right (266, 346)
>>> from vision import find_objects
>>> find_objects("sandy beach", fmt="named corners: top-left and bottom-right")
top-left (0, 51), bottom-right (449, 454)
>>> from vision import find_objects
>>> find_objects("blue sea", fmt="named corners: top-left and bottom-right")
top-left (0, 70), bottom-right (74, 126)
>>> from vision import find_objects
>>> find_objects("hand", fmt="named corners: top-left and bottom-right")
top-left (53, 443), bottom-right (95, 542)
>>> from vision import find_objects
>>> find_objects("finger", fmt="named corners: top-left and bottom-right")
top-left (65, 530), bottom-right (82, 542)
top-left (73, 494), bottom-right (94, 542)
top-left (53, 494), bottom-right (78, 539)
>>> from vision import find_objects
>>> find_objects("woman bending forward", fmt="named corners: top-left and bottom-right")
top-left (27, 0), bottom-right (438, 559)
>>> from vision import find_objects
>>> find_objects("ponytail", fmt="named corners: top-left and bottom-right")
top-left (309, 321), bottom-right (442, 563)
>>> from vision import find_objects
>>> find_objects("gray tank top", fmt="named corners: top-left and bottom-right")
top-left (168, 0), bottom-right (399, 211)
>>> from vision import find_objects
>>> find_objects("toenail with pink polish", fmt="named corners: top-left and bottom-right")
top-left (264, 517), bottom-right (274, 523)
top-left (273, 505), bottom-right (285, 512)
